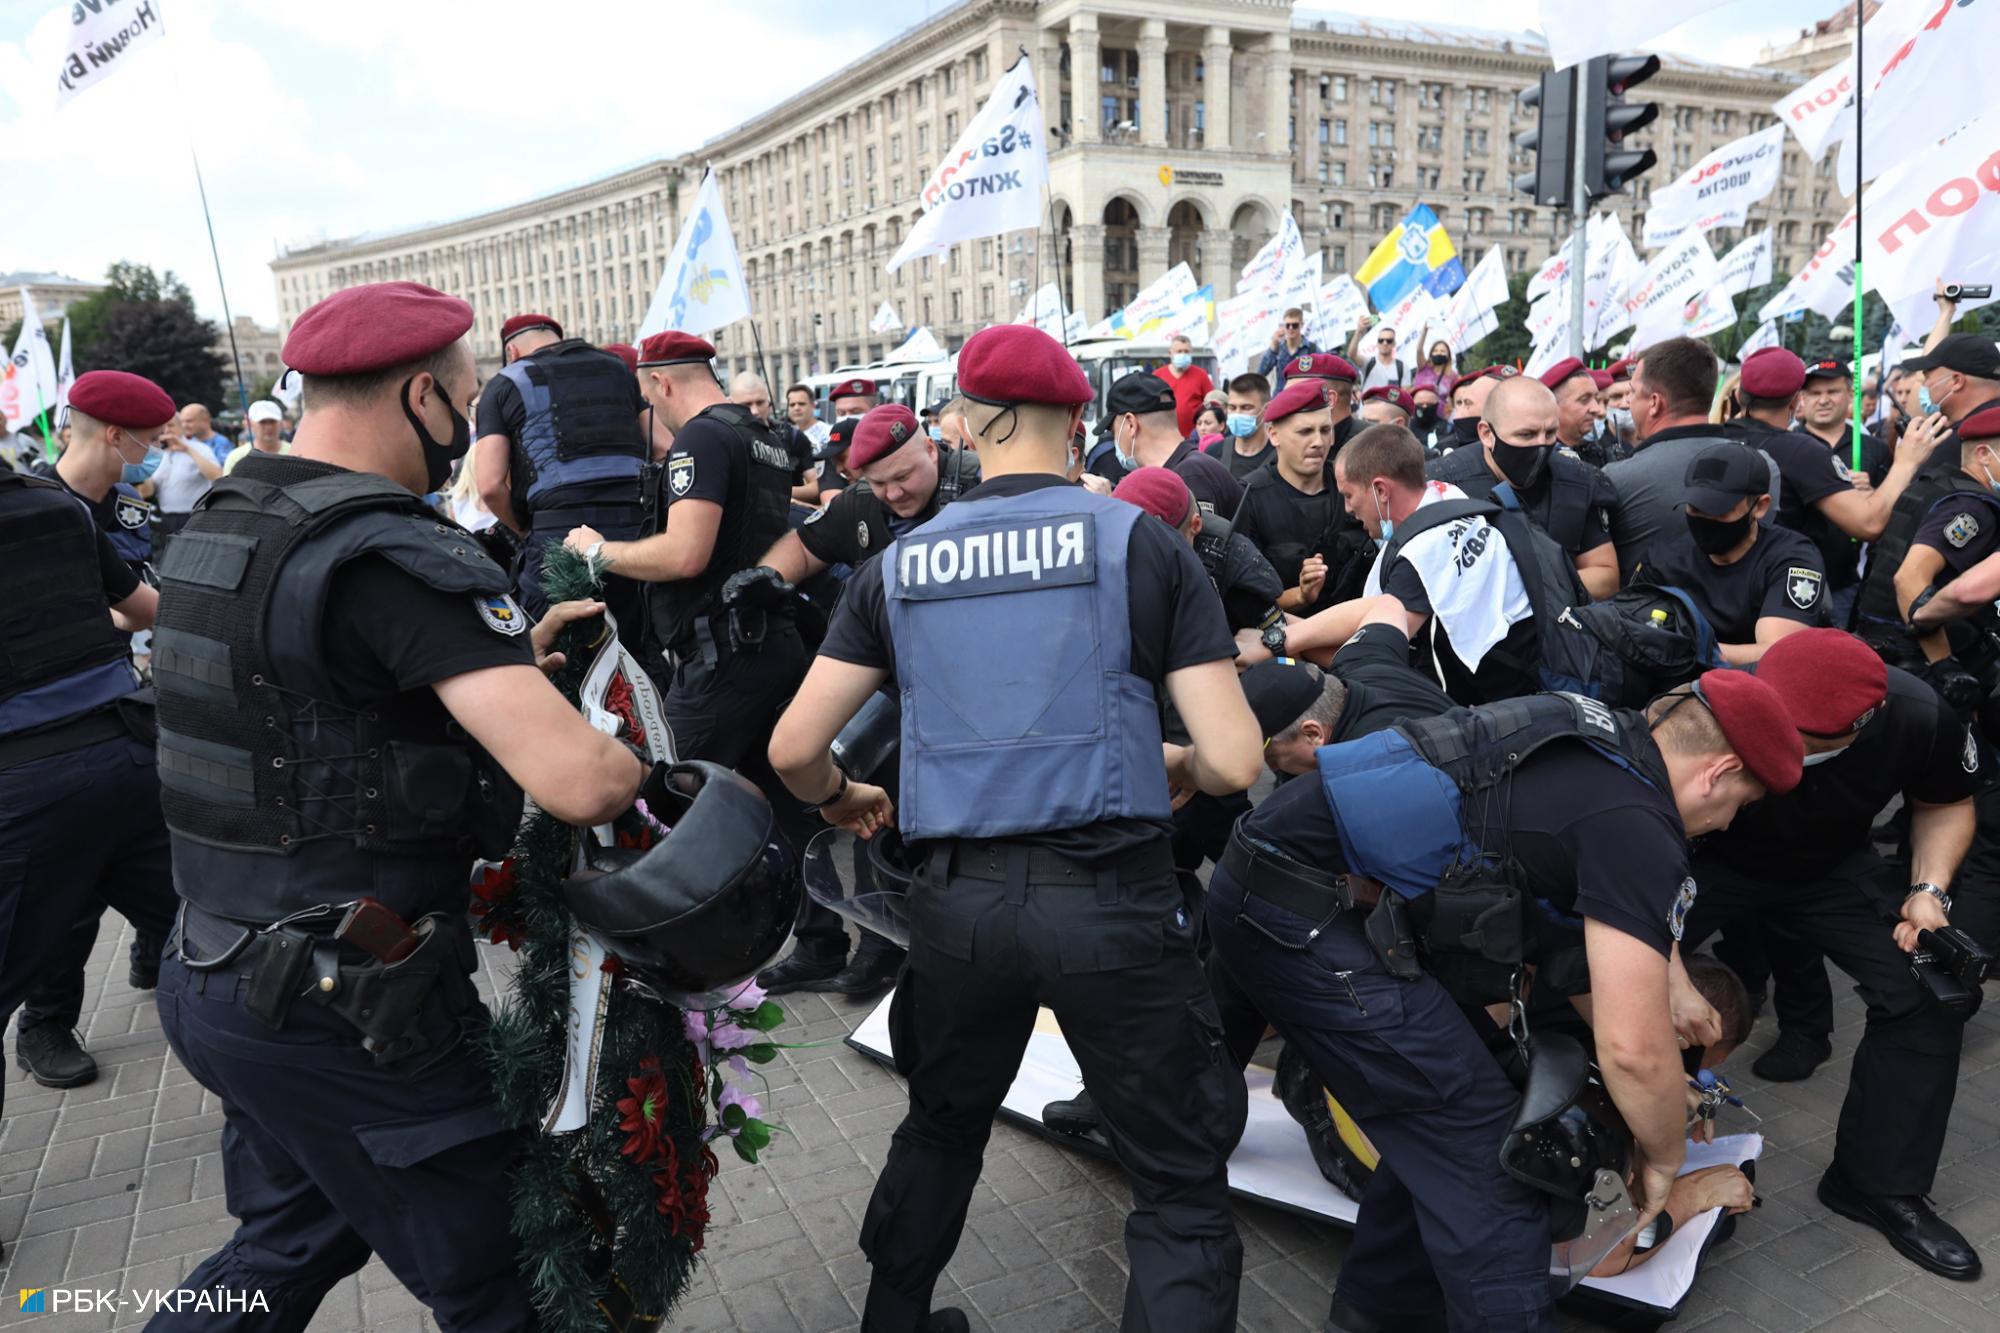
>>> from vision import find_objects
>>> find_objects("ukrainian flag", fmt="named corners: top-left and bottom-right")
top-left (1356, 205), bottom-right (1466, 312)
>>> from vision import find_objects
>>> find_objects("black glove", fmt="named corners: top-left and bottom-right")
top-left (1922, 656), bottom-right (1985, 720)
top-left (1907, 583), bottom-right (1941, 630)
top-left (722, 565), bottom-right (795, 610)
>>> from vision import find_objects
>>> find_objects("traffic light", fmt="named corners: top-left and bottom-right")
top-left (1581, 53), bottom-right (1660, 201)
top-left (1513, 65), bottom-right (1576, 210)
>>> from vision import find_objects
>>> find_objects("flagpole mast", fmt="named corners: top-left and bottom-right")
top-left (1849, 0), bottom-right (1864, 474)
top-left (190, 146), bottom-right (249, 417)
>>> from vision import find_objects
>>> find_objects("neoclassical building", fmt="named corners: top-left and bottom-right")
top-left (272, 1), bottom-right (1840, 383)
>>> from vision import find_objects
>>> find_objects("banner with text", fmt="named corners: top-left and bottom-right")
top-left (1641, 124), bottom-right (1787, 249)
top-left (638, 170), bottom-right (750, 339)
top-left (889, 57), bottom-right (1049, 273)
top-left (1862, 107), bottom-right (2000, 343)
top-left (1624, 235), bottom-right (1722, 353)
top-left (56, 0), bottom-right (167, 107)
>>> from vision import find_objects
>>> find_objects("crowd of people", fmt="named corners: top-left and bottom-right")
top-left (1, 271), bottom-right (1997, 1333)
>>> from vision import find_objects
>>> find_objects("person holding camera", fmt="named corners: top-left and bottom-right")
top-left (1677, 628), bottom-right (1987, 1280)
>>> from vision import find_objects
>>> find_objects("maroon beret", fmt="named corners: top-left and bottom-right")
top-left (956, 325), bottom-right (1093, 407)
top-left (500, 313), bottom-right (562, 344)
top-left (1696, 669), bottom-right (1803, 795)
top-left (1361, 386), bottom-right (1415, 414)
top-left (1958, 405), bottom-right (2000, 442)
top-left (1284, 352), bottom-right (1358, 385)
top-left (1755, 629), bottom-right (1889, 738)
top-left (1538, 357), bottom-right (1591, 391)
top-left (1112, 466), bottom-right (1194, 529)
top-left (1266, 378), bottom-right (1334, 425)
top-left (1588, 369), bottom-right (1615, 392)
top-left (636, 331), bottom-right (716, 368)
top-left (1740, 347), bottom-right (1807, 399)
top-left (829, 378), bottom-right (878, 400)
top-left (284, 282), bottom-right (473, 378)
top-left (848, 404), bottom-right (921, 470)
top-left (1474, 364), bottom-right (1522, 383)
top-left (603, 343), bottom-right (639, 374)
top-left (66, 370), bottom-right (176, 430)
top-left (1606, 357), bottom-right (1634, 383)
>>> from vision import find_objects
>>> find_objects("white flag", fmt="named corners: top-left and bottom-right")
top-left (868, 301), bottom-right (902, 335)
top-left (54, 317), bottom-right (74, 428)
top-left (1623, 235), bottom-right (1722, 353)
top-left (1442, 246), bottom-right (1510, 351)
top-left (1536, 0), bottom-right (1733, 73)
top-left (889, 58), bottom-right (1049, 273)
top-left (1714, 231), bottom-right (1774, 300)
top-left (1277, 251), bottom-right (1323, 320)
top-left (1584, 213), bottom-right (1645, 349)
top-left (0, 289), bottom-right (61, 429)
top-left (56, 0), bottom-right (168, 107)
top-left (1212, 286), bottom-right (1288, 379)
top-left (1774, 58), bottom-right (1854, 162)
top-left (1104, 262), bottom-right (1201, 339)
top-left (1241, 215), bottom-right (1304, 289)
top-left (1641, 124), bottom-right (1787, 249)
top-left (1308, 274), bottom-right (1369, 348)
top-left (1863, 107), bottom-right (2000, 338)
top-left (1739, 320), bottom-right (1782, 357)
top-left (887, 326), bottom-right (948, 363)
top-left (1759, 208), bottom-right (1859, 324)
top-left (638, 170), bottom-right (750, 339)
top-left (1838, 0), bottom-right (1997, 192)
top-left (1682, 286), bottom-right (1737, 340)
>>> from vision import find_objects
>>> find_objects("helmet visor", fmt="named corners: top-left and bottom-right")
top-left (1551, 1167), bottom-right (1642, 1292)
top-left (803, 827), bottom-right (912, 948)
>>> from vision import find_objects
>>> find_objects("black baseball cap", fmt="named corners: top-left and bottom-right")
top-left (813, 415), bottom-right (859, 462)
top-left (1684, 442), bottom-right (1766, 514)
top-left (1239, 658), bottom-right (1324, 740)
top-left (1802, 358), bottom-right (1850, 382)
top-left (1094, 371), bottom-right (1179, 436)
top-left (1903, 334), bottom-right (2000, 379)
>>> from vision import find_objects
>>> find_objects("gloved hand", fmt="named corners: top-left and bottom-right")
top-left (722, 565), bottom-right (795, 609)
top-left (1921, 655), bottom-right (1984, 720)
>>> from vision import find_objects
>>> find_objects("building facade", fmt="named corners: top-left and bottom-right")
top-left (272, 1), bottom-right (1844, 385)
top-left (211, 316), bottom-right (285, 407)
top-left (0, 271), bottom-right (107, 329)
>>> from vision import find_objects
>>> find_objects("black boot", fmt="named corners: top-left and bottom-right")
top-left (1041, 1089), bottom-right (1102, 1137)
top-left (15, 1025), bottom-right (98, 1089)
top-left (1751, 1029), bottom-right (1832, 1082)
top-left (825, 948), bottom-right (903, 999)
top-left (1818, 1164), bottom-right (1981, 1280)
top-left (756, 952), bottom-right (847, 996)
top-left (129, 933), bottom-right (161, 991)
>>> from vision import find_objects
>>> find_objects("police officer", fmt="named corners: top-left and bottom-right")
top-left (1098, 372), bottom-right (1244, 518)
top-left (1636, 441), bottom-right (1829, 663)
top-left (1208, 669), bottom-right (1799, 1330)
top-left (1602, 357), bottom-right (1638, 453)
top-left (1235, 379), bottom-right (1374, 618)
top-left (768, 323), bottom-right (1264, 1332)
top-left (1686, 630), bottom-right (1986, 1279)
top-left (1543, 358), bottom-right (1621, 469)
top-left (1276, 351), bottom-right (1362, 452)
top-left (471, 313), bottom-right (649, 640)
top-left (0, 371), bottom-right (178, 1188)
top-left (13, 377), bottom-right (175, 1090)
top-left (149, 282), bottom-right (643, 1329)
top-left (1428, 369), bottom-right (1621, 598)
top-left (1358, 385), bottom-right (1413, 429)
top-left (1903, 333), bottom-right (2000, 469)
top-left (1112, 467), bottom-right (1284, 642)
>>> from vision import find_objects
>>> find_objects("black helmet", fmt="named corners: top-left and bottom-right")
top-left (1498, 1031), bottom-right (1639, 1290)
top-left (802, 825), bottom-right (912, 948)
top-left (830, 690), bottom-right (900, 785)
top-left (564, 761), bottom-right (798, 996)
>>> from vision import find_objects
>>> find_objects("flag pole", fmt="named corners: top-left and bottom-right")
top-left (1849, 0), bottom-right (1864, 473)
top-left (191, 146), bottom-right (249, 417)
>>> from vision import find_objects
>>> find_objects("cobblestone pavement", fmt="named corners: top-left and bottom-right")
top-left (6, 918), bottom-right (2000, 1332)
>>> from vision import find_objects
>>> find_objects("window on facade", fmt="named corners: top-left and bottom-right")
top-left (1473, 87), bottom-right (1491, 112)
top-left (1333, 75), bottom-right (1348, 102)
top-left (1334, 118), bottom-right (1347, 145)
top-left (1319, 74), bottom-right (1331, 100)
top-left (890, 135), bottom-right (901, 163)
top-left (866, 147), bottom-right (876, 173)
top-left (1367, 121), bottom-right (1380, 147)
top-left (1331, 161), bottom-right (1346, 185)
top-left (946, 111), bottom-right (958, 137)
top-left (1318, 119), bottom-right (1331, 143)
top-left (1381, 165), bottom-right (1394, 188)
top-left (944, 63), bottom-right (957, 93)
top-left (1317, 161), bottom-right (1329, 182)
top-left (972, 50), bottom-right (985, 79)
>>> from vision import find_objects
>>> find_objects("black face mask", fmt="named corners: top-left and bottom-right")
top-left (1411, 405), bottom-right (1441, 433)
top-left (401, 374), bottom-right (471, 493)
top-left (1451, 414), bottom-right (1484, 446)
top-left (1489, 436), bottom-right (1552, 491)
top-left (1430, 353), bottom-right (1450, 367)
top-left (1687, 509), bottom-right (1754, 555)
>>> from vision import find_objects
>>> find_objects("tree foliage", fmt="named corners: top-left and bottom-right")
top-left (59, 262), bottom-right (226, 409)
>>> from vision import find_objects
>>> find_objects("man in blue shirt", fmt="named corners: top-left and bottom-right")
top-left (177, 403), bottom-right (232, 465)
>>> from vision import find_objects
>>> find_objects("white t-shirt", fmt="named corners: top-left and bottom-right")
top-left (1358, 357), bottom-right (1405, 392)
top-left (150, 449), bottom-right (213, 514)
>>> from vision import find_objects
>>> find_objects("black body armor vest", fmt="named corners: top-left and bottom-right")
top-left (0, 470), bottom-right (135, 736)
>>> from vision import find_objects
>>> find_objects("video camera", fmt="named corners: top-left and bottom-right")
top-left (1942, 283), bottom-right (1993, 302)
top-left (1910, 926), bottom-right (1994, 1020)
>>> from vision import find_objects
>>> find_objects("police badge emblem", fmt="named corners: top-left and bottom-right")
top-left (1945, 512), bottom-right (1980, 548)
top-left (1966, 731), bottom-right (1981, 775)
top-left (857, 522), bottom-right (871, 549)
top-left (668, 455), bottom-right (695, 498)
top-left (1669, 877), bottom-right (1698, 941)
top-left (1786, 566), bottom-right (1823, 610)
top-left (475, 593), bottom-right (527, 635)
top-left (114, 496), bottom-right (151, 529)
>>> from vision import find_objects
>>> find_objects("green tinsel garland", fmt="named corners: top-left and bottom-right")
top-left (475, 543), bottom-right (781, 1333)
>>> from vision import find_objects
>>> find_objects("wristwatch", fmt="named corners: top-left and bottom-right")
top-left (1907, 881), bottom-right (1953, 914)
top-left (809, 769), bottom-right (850, 811)
top-left (1260, 621), bottom-right (1289, 658)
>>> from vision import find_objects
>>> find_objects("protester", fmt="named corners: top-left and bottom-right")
top-left (1206, 372), bottom-right (1275, 482)
top-left (1349, 314), bottom-right (1404, 391)
top-left (222, 399), bottom-right (289, 473)
top-left (1259, 307), bottom-right (1320, 391)
top-left (1155, 331), bottom-right (1213, 435)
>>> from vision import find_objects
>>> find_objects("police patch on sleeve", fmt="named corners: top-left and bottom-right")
top-left (1786, 566), bottom-right (1823, 610)
top-left (1966, 730), bottom-right (1982, 775)
top-left (475, 593), bottom-right (527, 636)
top-left (802, 504), bottom-right (825, 525)
top-left (1945, 512), bottom-right (1980, 549)
top-left (1669, 876), bottom-right (1698, 942)
top-left (668, 455), bottom-right (695, 498)
top-left (114, 495), bottom-right (152, 530)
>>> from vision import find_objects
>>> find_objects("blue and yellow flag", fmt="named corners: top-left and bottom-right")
top-left (1356, 204), bottom-right (1466, 312)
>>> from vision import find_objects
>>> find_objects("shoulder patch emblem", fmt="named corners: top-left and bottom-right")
top-left (1786, 566), bottom-right (1823, 610)
top-left (114, 495), bottom-right (152, 530)
top-left (668, 454), bottom-right (695, 498)
top-left (1669, 876), bottom-right (1698, 942)
top-left (856, 521), bottom-right (871, 550)
top-left (1945, 512), bottom-right (1980, 549)
top-left (475, 593), bottom-right (527, 636)
top-left (802, 504), bottom-right (825, 525)
top-left (1966, 731), bottom-right (1981, 775)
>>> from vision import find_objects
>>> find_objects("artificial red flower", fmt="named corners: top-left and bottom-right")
top-left (469, 861), bottom-right (522, 950)
top-left (603, 674), bottom-right (648, 752)
top-left (617, 1056), bottom-right (670, 1164)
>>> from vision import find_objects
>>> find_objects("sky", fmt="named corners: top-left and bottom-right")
top-left (0, 0), bottom-right (1846, 326)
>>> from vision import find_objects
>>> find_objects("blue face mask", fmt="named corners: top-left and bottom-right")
top-left (927, 425), bottom-right (943, 442)
top-left (1800, 746), bottom-right (1848, 768)
top-left (1113, 423), bottom-right (1140, 472)
top-left (1170, 353), bottom-right (1193, 372)
top-left (121, 446), bottom-right (163, 485)
top-left (1227, 413), bottom-right (1258, 438)
top-left (1373, 488), bottom-right (1395, 548)
top-left (1918, 383), bottom-right (1937, 415)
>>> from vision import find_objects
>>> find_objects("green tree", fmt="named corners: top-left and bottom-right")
top-left (1462, 270), bottom-right (1535, 368)
top-left (65, 261), bottom-right (200, 366)
top-left (83, 300), bottom-right (226, 409)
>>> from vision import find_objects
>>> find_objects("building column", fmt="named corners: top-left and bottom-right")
top-left (1136, 225), bottom-right (1171, 290)
top-left (1138, 19), bottom-right (1168, 148)
top-left (1202, 227), bottom-right (1237, 300)
top-left (1264, 33), bottom-right (1292, 158)
top-left (1202, 27), bottom-right (1232, 151)
top-left (1072, 222), bottom-right (1106, 325)
top-left (1071, 16), bottom-right (1101, 144)
top-left (1038, 29), bottom-right (1064, 147)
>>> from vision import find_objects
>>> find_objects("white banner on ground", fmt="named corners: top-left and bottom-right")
top-left (1624, 235), bottom-right (1722, 353)
top-left (1740, 320), bottom-right (1782, 357)
top-left (1758, 208), bottom-right (1859, 323)
top-left (1863, 109), bottom-right (2000, 341)
top-left (889, 57), bottom-right (1049, 273)
top-left (1838, 0), bottom-right (1997, 193)
top-left (55, 0), bottom-right (167, 107)
top-left (1641, 124), bottom-right (1787, 249)
top-left (1774, 57), bottom-right (1854, 162)
top-left (638, 170), bottom-right (750, 339)
top-left (1715, 231), bottom-right (1774, 300)
top-left (868, 300), bottom-right (902, 334)
top-left (1536, 0), bottom-right (1733, 72)
top-left (0, 288), bottom-right (60, 428)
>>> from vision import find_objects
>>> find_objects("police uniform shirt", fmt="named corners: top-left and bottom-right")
top-left (1163, 438), bottom-right (1244, 519)
top-left (1637, 523), bottom-right (1828, 643)
top-left (659, 410), bottom-right (771, 566)
top-left (1327, 622), bottom-right (1455, 742)
top-left (54, 473), bottom-right (151, 573)
top-left (474, 341), bottom-right (646, 508)
top-left (1708, 666), bottom-right (1984, 883)
top-left (1425, 447), bottom-right (1616, 557)
top-left (819, 473), bottom-right (1235, 862)
top-left (1234, 463), bottom-right (1353, 616)
top-left (1205, 436), bottom-right (1275, 484)
top-left (1239, 736), bottom-right (1692, 958)
top-left (1912, 492), bottom-right (2000, 576)
top-left (1723, 418), bottom-right (1860, 587)
top-left (796, 446), bottom-right (977, 568)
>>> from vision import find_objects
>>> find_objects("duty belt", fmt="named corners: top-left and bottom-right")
top-left (177, 900), bottom-right (477, 1066)
top-left (934, 839), bottom-right (1175, 890)
top-left (0, 706), bottom-right (127, 771)
top-left (1219, 822), bottom-right (1380, 922)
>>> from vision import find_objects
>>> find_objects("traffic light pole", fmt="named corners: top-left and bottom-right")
top-left (1568, 83), bottom-right (1590, 360)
